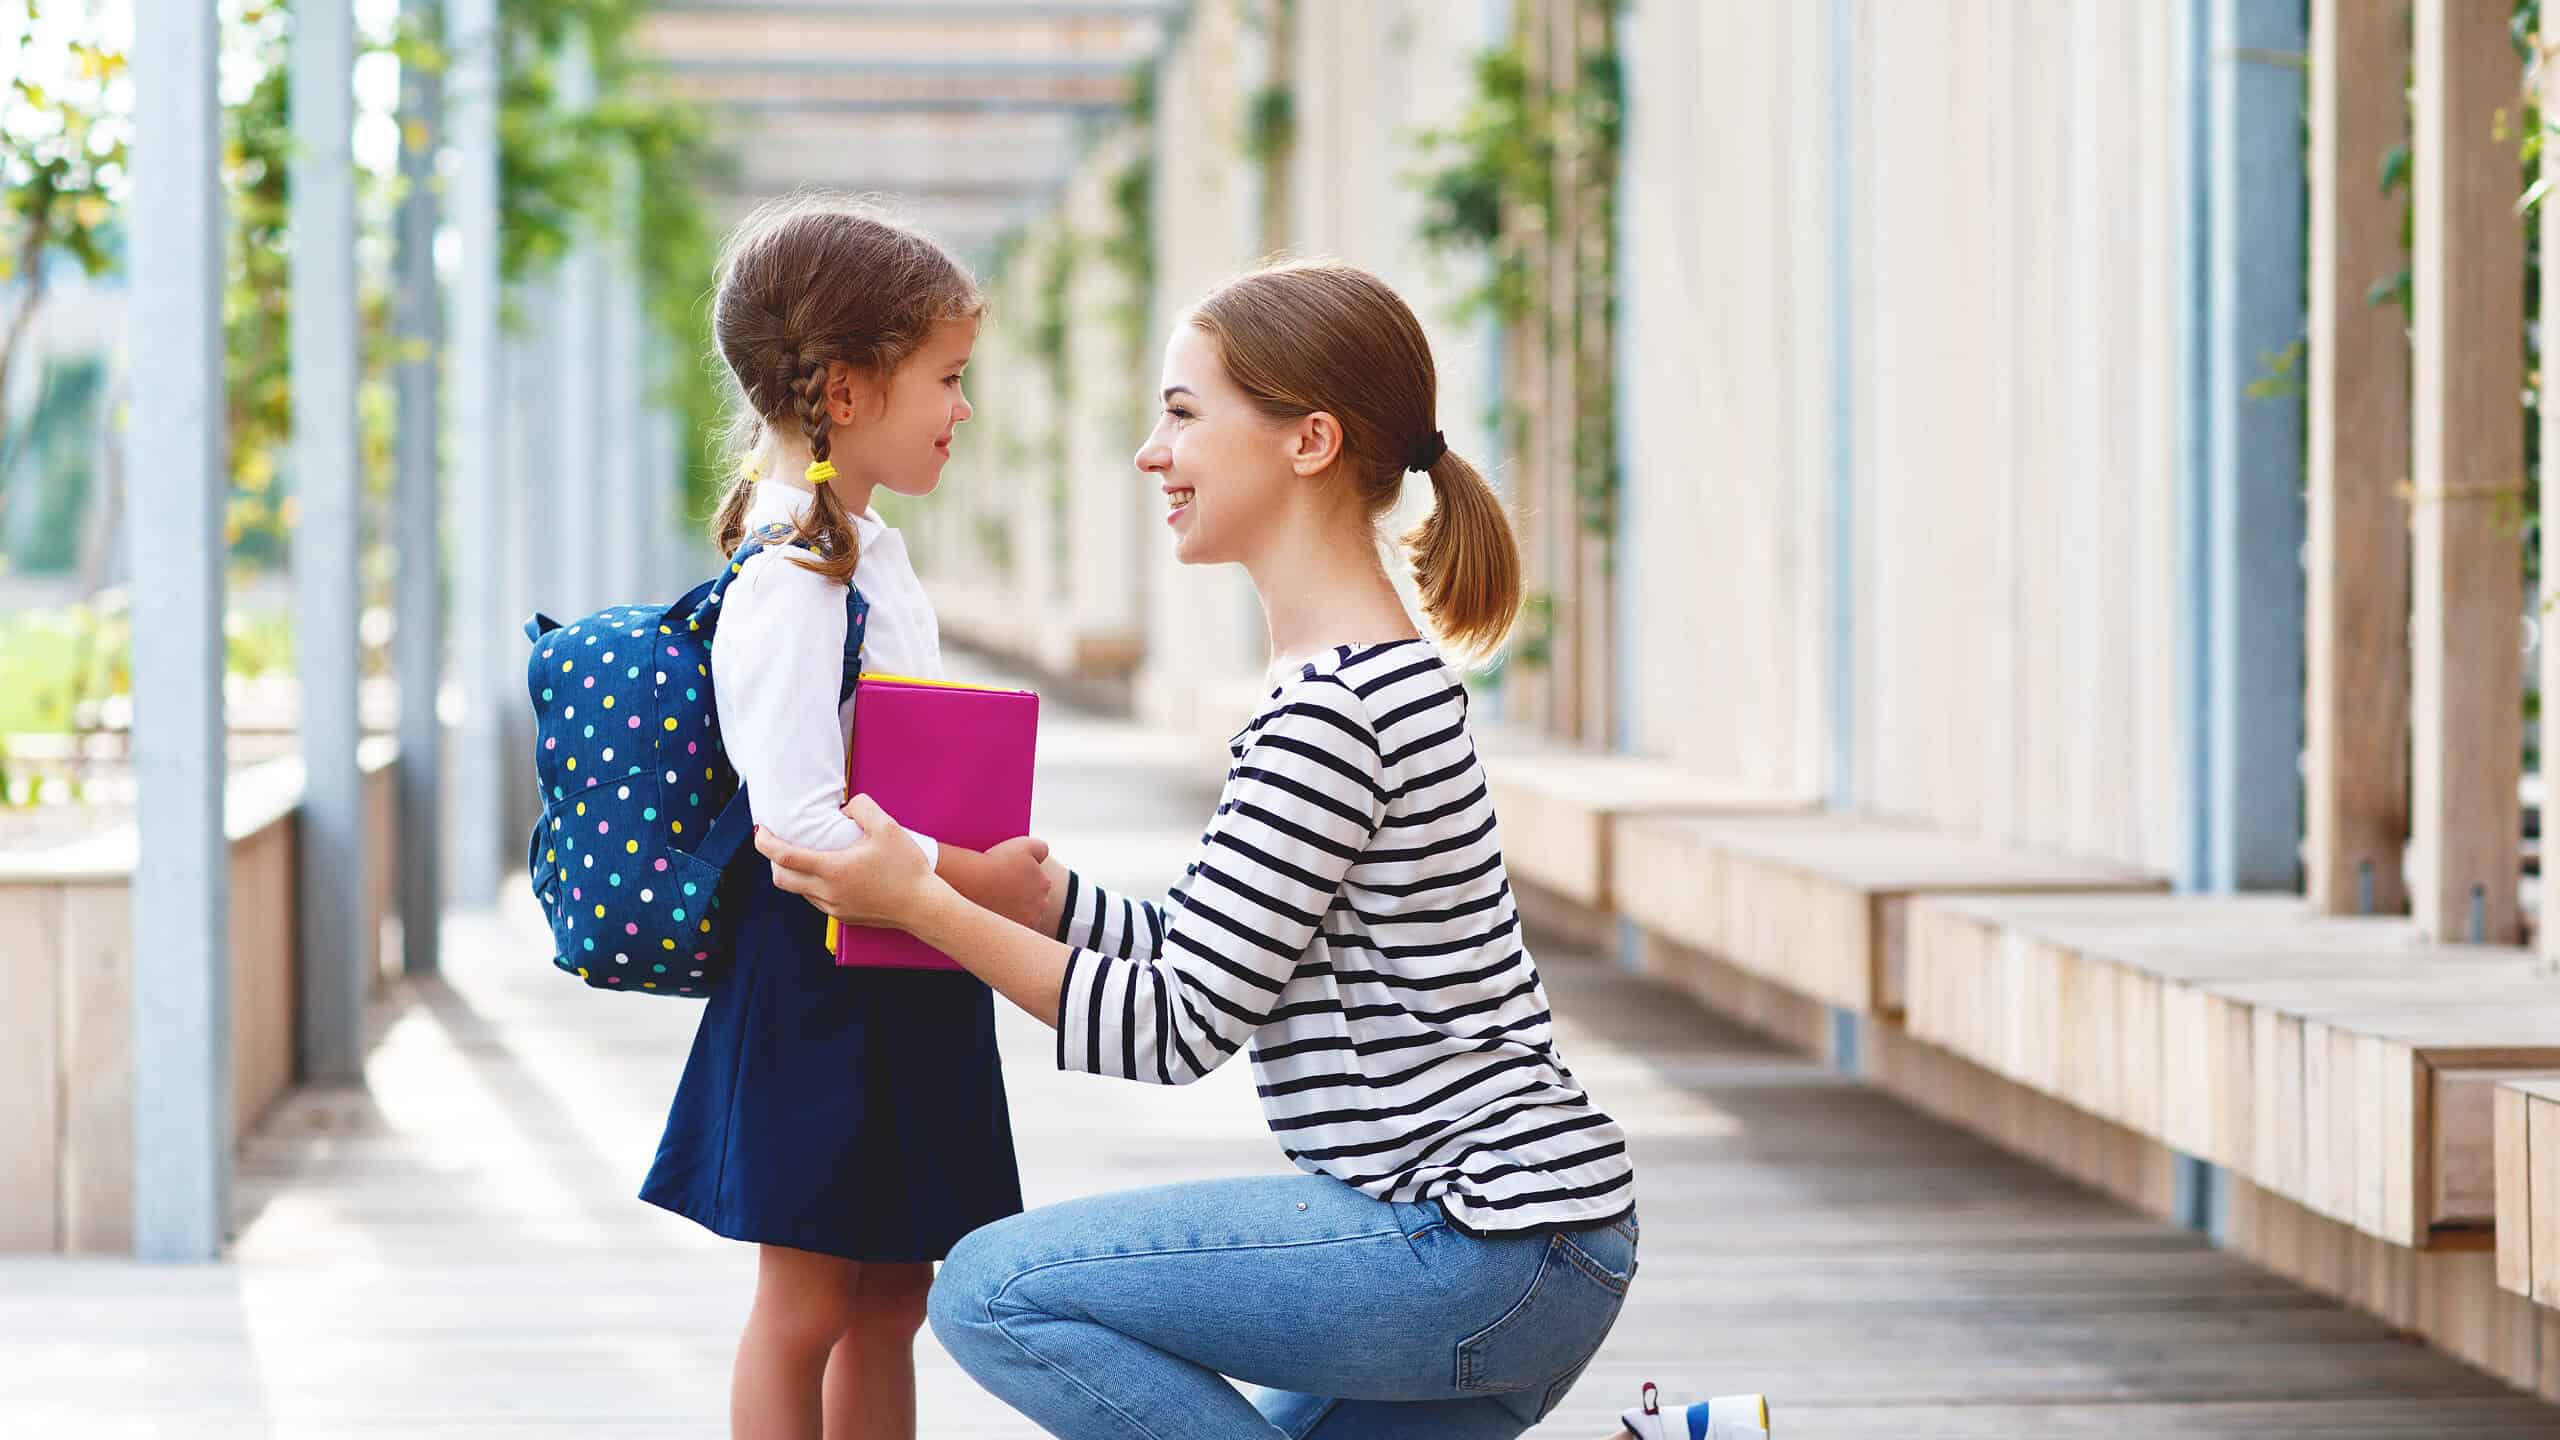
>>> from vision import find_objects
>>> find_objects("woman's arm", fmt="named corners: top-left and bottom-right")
top-left (756, 677), bottom-right (1387, 1085)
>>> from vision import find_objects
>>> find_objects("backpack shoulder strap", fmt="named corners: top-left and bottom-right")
top-left (840, 587), bottom-right (869, 702)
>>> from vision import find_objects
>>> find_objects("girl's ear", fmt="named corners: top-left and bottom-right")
top-left (1290, 410), bottom-right (1345, 477)
top-left (824, 360), bottom-right (867, 426)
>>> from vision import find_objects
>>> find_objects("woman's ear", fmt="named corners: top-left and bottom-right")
top-left (1290, 411), bottom-right (1346, 477)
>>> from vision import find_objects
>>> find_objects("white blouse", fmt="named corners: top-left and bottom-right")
top-left (710, 475), bottom-right (940, 866)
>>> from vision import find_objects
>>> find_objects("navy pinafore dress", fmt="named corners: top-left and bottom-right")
top-left (640, 539), bottom-right (1024, 1262)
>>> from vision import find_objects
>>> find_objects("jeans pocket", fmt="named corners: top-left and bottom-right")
top-left (1453, 1233), bottom-right (1632, 1398)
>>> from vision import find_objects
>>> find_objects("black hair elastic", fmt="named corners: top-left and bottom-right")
top-left (1406, 429), bottom-right (1448, 473)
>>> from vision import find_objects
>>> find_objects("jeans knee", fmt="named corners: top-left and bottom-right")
top-left (928, 1227), bottom-right (1012, 1354)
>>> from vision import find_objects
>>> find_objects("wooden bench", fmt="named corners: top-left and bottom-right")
top-left (1908, 892), bottom-right (2560, 1247)
top-left (0, 740), bottom-right (402, 1254)
top-left (1477, 741), bottom-right (1811, 912)
top-left (1613, 813), bottom-right (2165, 1016)
top-left (2498, 1078), bottom-right (2560, 1308)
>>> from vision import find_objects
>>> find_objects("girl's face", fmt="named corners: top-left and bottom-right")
top-left (1135, 323), bottom-right (1312, 567)
top-left (828, 317), bottom-right (976, 501)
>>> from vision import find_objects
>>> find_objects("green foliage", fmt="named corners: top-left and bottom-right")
top-left (1412, 45), bottom-right (1539, 323)
top-left (1, 8), bottom-right (123, 280)
top-left (1104, 146), bottom-right (1154, 366)
top-left (1032, 236), bottom-right (1074, 384)
top-left (0, 354), bottom-right (103, 571)
top-left (221, 9), bottom-right (295, 563)
top-left (1244, 84), bottom-right (1294, 168)
top-left (1033, 234), bottom-right (1073, 582)
top-left (2, 2), bottom-right (128, 539)
top-left (381, 0), bottom-right (735, 525)
top-left (2244, 340), bottom-right (2306, 402)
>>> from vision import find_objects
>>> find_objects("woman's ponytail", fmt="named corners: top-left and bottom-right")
top-left (1403, 449), bottom-right (1522, 662)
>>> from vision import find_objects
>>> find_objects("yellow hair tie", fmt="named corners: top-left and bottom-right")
top-left (805, 459), bottom-right (838, 484)
top-left (738, 456), bottom-right (761, 484)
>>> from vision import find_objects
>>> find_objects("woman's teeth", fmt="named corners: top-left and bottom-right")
top-left (1166, 488), bottom-right (1194, 511)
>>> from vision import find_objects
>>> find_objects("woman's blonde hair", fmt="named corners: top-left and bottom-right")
top-left (706, 195), bottom-right (985, 583)
top-left (1187, 260), bottom-right (1523, 660)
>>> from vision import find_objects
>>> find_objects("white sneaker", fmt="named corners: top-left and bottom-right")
top-left (1621, 1383), bottom-right (1770, 1440)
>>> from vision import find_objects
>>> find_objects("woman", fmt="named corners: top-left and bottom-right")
top-left (753, 261), bottom-right (1768, 1439)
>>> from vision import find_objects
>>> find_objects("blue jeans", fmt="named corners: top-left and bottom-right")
top-left (927, 1173), bottom-right (1637, 1438)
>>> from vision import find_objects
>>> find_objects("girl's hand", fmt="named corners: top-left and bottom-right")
top-left (757, 794), bottom-right (939, 931)
top-left (976, 835), bottom-right (1059, 932)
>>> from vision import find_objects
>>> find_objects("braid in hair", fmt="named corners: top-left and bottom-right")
top-left (783, 352), bottom-right (861, 584)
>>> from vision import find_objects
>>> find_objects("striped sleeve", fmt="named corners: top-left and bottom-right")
top-left (1052, 869), bottom-right (1168, 960)
top-left (1056, 678), bottom-right (1386, 1085)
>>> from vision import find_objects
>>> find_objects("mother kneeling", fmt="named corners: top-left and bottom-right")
top-left (758, 262), bottom-right (1637, 1438)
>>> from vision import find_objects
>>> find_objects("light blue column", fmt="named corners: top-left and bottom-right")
top-left (395, 0), bottom-right (445, 973)
top-left (128, 0), bottom-right (231, 1262)
top-left (599, 196), bottom-right (645, 602)
top-left (2178, 0), bottom-right (2212, 892)
top-left (291, 0), bottom-right (368, 1084)
top-left (552, 32), bottom-right (606, 620)
top-left (503, 312), bottom-right (550, 846)
top-left (1826, 0), bottom-right (1858, 810)
top-left (2186, 0), bottom-right (2309, 893)
top-left (446, 0), bottom-right (507, 902)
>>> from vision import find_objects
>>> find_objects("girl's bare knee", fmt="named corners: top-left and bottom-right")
top-left (753, 1246), bottom-right (867, 1348)
top-left (845, 1261), bottom-right (931, 1342)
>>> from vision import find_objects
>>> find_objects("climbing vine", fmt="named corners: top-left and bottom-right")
top-left (1103, 62), bottom-right (1157, 371)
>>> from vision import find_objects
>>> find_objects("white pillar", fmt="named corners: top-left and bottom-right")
top-left (504, 309), bottom-right (550, 844)
top-left (552, 31), bottom-right (605, 617)
top-left (599, 192), bottom-right (644, 601)
top-left (129, 0), bottom-right (231, 1261)
top-left (445, 0), bottom-right (506, 902)
top-left (395, 0), bottom-right (444, 974)
top-left (291, 0), bottom-right (367, 1084)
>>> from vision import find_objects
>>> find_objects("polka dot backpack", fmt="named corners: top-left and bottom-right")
top-left (521, 522), bottom-right (867, 996)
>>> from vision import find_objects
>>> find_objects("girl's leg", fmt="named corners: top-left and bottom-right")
top-left (926, 1175), bottom-right (1631, 1440)
top-left (734, 1243), bottom-right (866, 1440)
top-left (820, 1261), bottom-right (932, 1440)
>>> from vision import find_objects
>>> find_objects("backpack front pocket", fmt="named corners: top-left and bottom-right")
top-left (532, 788), bottom-right (734, 996)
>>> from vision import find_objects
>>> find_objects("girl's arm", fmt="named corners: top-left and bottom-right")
top-left (713, 551), bottom-right (937, 865)
top-left (757, 678), bottom-right (1387, 1085)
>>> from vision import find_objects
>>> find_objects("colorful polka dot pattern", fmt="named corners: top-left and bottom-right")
top-left (523, 524), bottom-right (869, 998)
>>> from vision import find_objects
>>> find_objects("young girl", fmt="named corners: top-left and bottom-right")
top-left (638, 197), bottom-right (1048, 1440)
top-left (752, 260), bottom-right (1772, 1438)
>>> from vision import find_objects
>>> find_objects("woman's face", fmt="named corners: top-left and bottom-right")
top-left (1135, 323), bottom-right (1302, 567)
top-left (831, 317), bottom-right (976, 500)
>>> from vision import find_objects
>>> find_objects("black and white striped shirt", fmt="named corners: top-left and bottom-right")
top-left (1054, 639), bottom-right (1634, 1235)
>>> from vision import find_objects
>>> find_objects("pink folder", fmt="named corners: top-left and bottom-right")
top-left (830, 674), bottom-right (1040, 970)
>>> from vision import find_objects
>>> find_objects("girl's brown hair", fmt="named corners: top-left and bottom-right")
top-left (706, 195), bottom-right (985, 583)
top-left (1187, 260), bottom-right (1522, 661)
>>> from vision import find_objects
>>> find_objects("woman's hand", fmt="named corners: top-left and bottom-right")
top-left (757, 794), bottom-right (943, 932)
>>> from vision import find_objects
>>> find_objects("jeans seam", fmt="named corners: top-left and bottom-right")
top-left (979, 1302), bottom-right (1178, 1440)
top-left (984, 1224), bottom-right (1413, 1297)
top-left (1552, 1231), bottom-right (1631, 1296)
top-left (1456, 1236), bottom-right (1556, 1392)
top-left (1286, 1396), bottom-right (1346, 1439)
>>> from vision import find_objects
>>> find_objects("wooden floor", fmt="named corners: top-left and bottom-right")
top-left (6, 682), bottom-right (2560, 1437)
